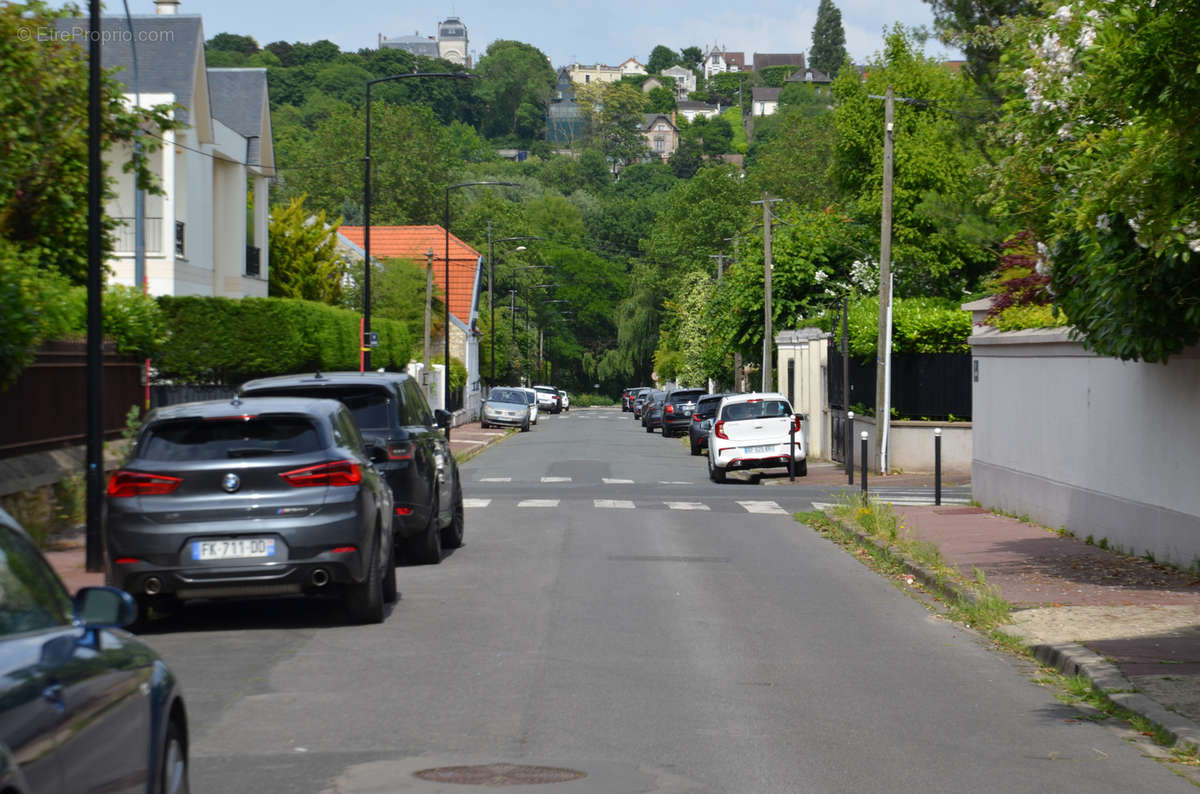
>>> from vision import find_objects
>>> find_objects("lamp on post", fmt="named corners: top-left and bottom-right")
top-left (363, 71), bottom-right (474, 370)
top-left (487, 231), bottom-right (543, 384)
top-left (443, 181), bottom-right (518, 440)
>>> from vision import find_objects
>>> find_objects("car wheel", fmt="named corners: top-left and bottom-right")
top-left (707, 456), bottom-right (726, 483)
top-left (797, 459), bottom-right (808, 477)
top-left (159, 718), bottom-right (189, 794)
top-left (346, 532), bottom-right (385, 624)
top-left (409, 492), bottom-right (443, 565)
top-left (690, 438), bottom-right (701, 456)
top-left (645, 422), bottom-right (653, 433)
top-left (440, 479), bottom-right (465, 549)
top-left (382, 536), bottom-right (398, 604)
top-left (520, 420), bottom-right (530, 432)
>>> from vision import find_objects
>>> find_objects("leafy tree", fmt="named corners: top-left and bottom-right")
top-left (990, 0), bottom-right (1200, 362)
top-left (645, 86), bottom-right (677, 114)
top-left (648, 45), bottom-right (681, 73)
top-left (680, 46), bottom-right (704, 69)
top-left (268, 195), bottom-right (346, 304)
top-left (669, 138), bottom-right (703, 179)
top-left (749, 109), bottom-right (839, 210)
top-left (578, 149), bottom-right (612, 192)
top-left (778, 81), bottom-right (834, 115)
top-left (707, 71), bottom-right (756, 108)
top-left (758, 65), bottom-right (799, 87)
top-left (343, 255), bottom-right (440, 338)
top-left (289, 40), bottom-right (341, 66)
top-left (645, 163), bottom-right (754, 272)
top-left (313, 62), bottom-right (373, 106)
top-left (613, 163), bottom-right (677, 199)
top-left (264, 40), bottom-right (294, 66)
top-left (474, 40), bottom-right (556, 141)
top-left (810, 0), bottom-right (849, 78)
top-left (577, 82), bottom-right (649, 169)
top-left (206, 33), bottom-right (259, 55)
top-left (922, 0), bottom-right (1039, 100)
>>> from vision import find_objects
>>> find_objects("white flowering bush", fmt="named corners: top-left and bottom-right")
top-left (992, 0), bottom-right (1200, 361)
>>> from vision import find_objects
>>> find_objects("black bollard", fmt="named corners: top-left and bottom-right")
top-left (860, 431), bottom-right (868, 496)
top-left (934, 428), bottom-right (942, 506)
top-left (789, 419), bottom-right (796, 482)
top-left (847, 411), bottom-right (855, 485)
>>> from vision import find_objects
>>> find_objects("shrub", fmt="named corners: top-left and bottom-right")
top-left (820, 295), bottom-right (972, 358)
top-left (0, 240), bottom-right (75, 389)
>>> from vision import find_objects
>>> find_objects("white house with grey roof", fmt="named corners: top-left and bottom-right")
top-left (55, 0), bottom-right (275, 298)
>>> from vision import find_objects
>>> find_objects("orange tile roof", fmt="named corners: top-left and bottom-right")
top-left (340, 225), bottom-right (482, 326)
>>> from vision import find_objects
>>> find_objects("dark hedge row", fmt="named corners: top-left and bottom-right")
top-left (155, 296), bottom-right (412, 384)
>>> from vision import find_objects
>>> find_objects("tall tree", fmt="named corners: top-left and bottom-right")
top-left (576, 82), bottom-right (649, 169)
top-left (810, 0), bottom-right (848, 77)
top-left (268, 196), bottom-right (346, 304)
top-left (474, 40), bottom-right (557, 141)
top-left (922, 0), bottom-right (1039, 99)
top-left (647, 45), bottom-right (681, 73)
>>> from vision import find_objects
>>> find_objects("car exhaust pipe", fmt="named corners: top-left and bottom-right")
top-left (311, 568), bottom-right (330, 587)
top-left (143, 577), bottom-right (162, 595)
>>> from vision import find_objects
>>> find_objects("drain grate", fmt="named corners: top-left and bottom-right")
top-left (413, 764), bottom-right (586, 786)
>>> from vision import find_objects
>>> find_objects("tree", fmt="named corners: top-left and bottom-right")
top-left (577, 82), bottom-right (649, 169)
top-left (810, 0), bottom-right (849, 78)
top-left (647, 45), bottom-right (681, 74)
top-left (922, 0), bottom-right (1039, 99)
top-left (669, 138), bottom-right (703, 179)
top-left (645, 86), bottom-right (677, 114)
top-left (749, 109), bottom-right (839, 210)
top-left (474, 40), bottom-right (556, 141)
top-left (268, 196), bottom-right (346, 304)
top-left (680, 46), bottom-right (704, 69)
top-left (206, 33), bottom-right (259, 55)
top-left (990, 0), bottom-right (1200, 362)
top-left (343, 255), bottom-right (439, 337)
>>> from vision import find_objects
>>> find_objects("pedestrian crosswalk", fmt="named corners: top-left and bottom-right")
top-left (810, 487), bottom-right (971, 511)
top-left (463, 497), bottom-right (804, 515)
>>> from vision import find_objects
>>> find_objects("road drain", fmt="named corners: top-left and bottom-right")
top-left (413, 764), bottom-right (586, 786)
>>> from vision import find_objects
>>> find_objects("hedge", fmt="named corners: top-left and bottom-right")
top-left (818, 295), bottom-right (972, 359)
top-left (155, 296), bottom-right (412, 384)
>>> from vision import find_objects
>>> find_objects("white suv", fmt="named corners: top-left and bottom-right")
top-left (707, 392), bottom-right (806, 483)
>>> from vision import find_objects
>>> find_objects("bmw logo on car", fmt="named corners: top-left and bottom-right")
top-left (222, 472), bottom-right (241, 493)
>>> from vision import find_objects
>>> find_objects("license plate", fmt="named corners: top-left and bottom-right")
top-left (192, 538), bottom-right (276, 561)
top-left (743, 444), bottom-right (775, 454)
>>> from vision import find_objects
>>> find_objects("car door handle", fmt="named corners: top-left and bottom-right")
top-left (42, 682), bottom-right (65, 711)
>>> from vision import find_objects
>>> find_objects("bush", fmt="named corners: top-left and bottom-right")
top-left (155, 296), bottom-right (412, 384)
top-left (0, 240), bottom-right (75, 389)
top-left (819, 295), bottom-right (972, 358)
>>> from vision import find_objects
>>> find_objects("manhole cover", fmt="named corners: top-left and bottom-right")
top-left (413, 764), bottom-right (586, 786)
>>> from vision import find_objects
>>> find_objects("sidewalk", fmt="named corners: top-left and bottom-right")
top-left (865, 501), bottom-right (1200, 751)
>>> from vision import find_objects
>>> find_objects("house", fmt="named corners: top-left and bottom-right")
top-left (676, 100), bottom-right (721, 123)
top-left (566, 63), bottom-right (623, 85)
top-left (752, 53), bottom-right (805, 73)
top-left (662, 65), bottom-right (697, 99)
top-left (547, 68), bottom-right (585, 144)
top-left (641, 77), bottom-right (664, 94)
top-left (618, 57), bottom-right (648, 76)
top-left (751, 86), bottom-right (782, 116)
top-left (56, 0), bottom-right (275, 298)
top-left (786, 67), bottom-right (833, 89)
top-left (702, 47), bottom-right (746, 80)
top-left (337, 226), bottom-right (485, 414)
top-left (639, 114), bottom-right (679, 161)
top-left (377, 33), bottom-right (438, 58)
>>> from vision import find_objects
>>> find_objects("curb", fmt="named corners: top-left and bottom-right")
top-left (819, 511), bottom-right (1200, 755)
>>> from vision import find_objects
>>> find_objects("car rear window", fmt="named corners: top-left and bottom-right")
top-left (243, 386), bottom-right (393, 431)
top-left (668, 390), bottom-right (705, 403)
top-left (140, 416), bottom-right (324, 461)
top-left (721, 400), bottom-right (792, 421)
top-left (490, 389), bottom-right (524, 403)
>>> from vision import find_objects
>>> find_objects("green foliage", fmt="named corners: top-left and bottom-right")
top-left (432, 354), bottom-right (467, 392)
top-left (343, 256), bottom-right (438, 338)
top-left (991, 0), bottom-right (1200, 362)
top-left (991, 304), bottom-right (1068, 331)
top-left (644, 163), bottom-right (755, 272)
top-left (206, 33), bottom-right (260, 56)
top-left (758, 66), bottom-right (799, 88)
top-left (648, 45), bottom-right (681, 74)
top-left (810, 0), bottom-right (849, 78)
top-left (0, 239), bottom-right (73, 389)
top-left (819, 295), bottom-right (972, 358)
top-left (645, 86), bottom-right (677, 114)
top-left (668, 138), bottom-right (703, 179)
top-left (268, 195), bottom-right (346, 304)
top-left (577, 82), bottom-right (650, 168)
top-left (474, 40), bottom-right (557, 141)
top-left (924, 0), bottom-right (1038, 101)
top-left (749, 109), bottom-right (839, 209)
top-left (155, 296), bottom-right (411, 384)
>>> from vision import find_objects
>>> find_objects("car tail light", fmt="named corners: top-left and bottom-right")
top-left (113, 557), bottom-right (142, 565)
top-left (395, 506), bottom-right (412, 516)
top-left (793, 415), bottom-right (803, 433)
top-left (692, 413), bottom-right (701, 422)
top-left (714, 421), bottom-right (728, 440)
top-left (330, 546), bottom-right (357, 554)
top-left (388, 442), bottom-right (414, 460)
top-left (665, 405), bottom-right (674, 414)
top-left (280, 460), bottom-right (362, 488)
top-left (107, 471), bottom-right (182, 498)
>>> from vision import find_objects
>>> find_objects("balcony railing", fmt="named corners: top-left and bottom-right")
top-left (175, 221), bottom-right (185, 257)
top-left (246, 245), bottom-right (261, 277)
top-left (112, 217), bottom-right (164, 254)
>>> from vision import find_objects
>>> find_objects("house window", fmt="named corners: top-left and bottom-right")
top-left (654, 137), bottom-right (664, 153)
top-left (175, 221), bottom-right (185, 257)
top-left (584, 75), bottom-right (590, 83)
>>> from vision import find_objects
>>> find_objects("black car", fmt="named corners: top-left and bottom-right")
top-left (632, 388), bottom-right (654, 419)
top-left (661, 388), bottom-right (708, 438)
top-left (0, 507), bottom-right (190, 794)
top-left (106, 396), bottom-right (396, 624)
top-left (688, 392), bottom-right (732, 455)
top-left (240, 371), bottom-right (464, 565)
top-left (642, 391), bottom-right (666, 432)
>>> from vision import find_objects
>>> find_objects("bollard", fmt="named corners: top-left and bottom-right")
top-left (860, 431), bottom-right (869, 496)
top-left (788, 419), bottom-right (796, 482)
top-left (934, 427), bottom-right (942, 506)
top-left (847, 411), bottom-right (855, 485)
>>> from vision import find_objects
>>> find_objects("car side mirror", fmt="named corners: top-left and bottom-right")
top-left (73, 586), bottom-right (137, 629)
top-left (434, 409), bottom-right (452, 431)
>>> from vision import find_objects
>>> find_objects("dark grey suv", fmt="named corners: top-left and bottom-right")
top-left (105, 396), bottom-right (396, 625)
top-left (239, 371), bottom-right (464, 565)
top-left (661, 388), bottom-right (707, 438)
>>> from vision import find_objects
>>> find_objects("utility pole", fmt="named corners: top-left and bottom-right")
top-left (708, 253), bottom-right (727, 282)
top-left (423, 249), bottom-right (434, 404)
top-left (875, 86), bottom-right (895, 474)
top-left (751, 193), bottom-right (782, 393)
top-left (487, 222), bottom-right (493, 385)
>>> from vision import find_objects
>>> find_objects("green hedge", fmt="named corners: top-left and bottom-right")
top-left (819, 296), bottom-right (972, 358)
top-left (155, 296), bottom-right (412, 384)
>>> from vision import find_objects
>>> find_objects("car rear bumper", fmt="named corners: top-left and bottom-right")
top-left (711, 442), bottom-right (806, 471)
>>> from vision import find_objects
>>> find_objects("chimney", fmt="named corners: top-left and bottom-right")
top-left (155, 0), bottom-right (180, 14)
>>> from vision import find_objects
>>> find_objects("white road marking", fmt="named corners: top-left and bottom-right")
top-left (665, 502), bottom-right (709, 511)
top-left (518, 499), bottom-right (560, 508)
top-left (658, 481), bottom-right (692, 485)
top-left (463, 498), bottom-right (492, 508)
top-left (738, 500), bottom-right (788, 515)
top-left (541, 476), bottom-right (572, 483)
top-left (603, 478), bottom-right (634, 485)
top-left (480, 477), bottom-right (512, 483)
top-left (594, 499), bottom-right (636, 509)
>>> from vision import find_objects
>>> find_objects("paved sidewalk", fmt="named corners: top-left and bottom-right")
top-left (875, 503), bottom-right (1200, 751)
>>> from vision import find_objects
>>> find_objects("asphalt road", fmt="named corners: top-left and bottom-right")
top-left (139, 407), bottom-right (1193, 793)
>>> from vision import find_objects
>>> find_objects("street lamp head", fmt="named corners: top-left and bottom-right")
top-left (514, 246), bottom-right (526, 252)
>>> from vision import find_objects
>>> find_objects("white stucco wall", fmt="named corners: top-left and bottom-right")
top-left (971, 326), bottom-right (1200, 567)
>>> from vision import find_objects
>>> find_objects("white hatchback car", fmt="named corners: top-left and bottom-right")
top-left (707, 392), bottom-right (806, 482)
top-left (519, 387), bottom-right (540, 424)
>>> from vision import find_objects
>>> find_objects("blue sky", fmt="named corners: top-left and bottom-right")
top-left (142, 0), bottom-right (961, 66)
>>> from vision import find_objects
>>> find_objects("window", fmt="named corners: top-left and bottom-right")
top-left (0, 527), bottom-right (71, 636)
top-left (654, 137), bottom-right (665, 152)
top-left (402, 379), bottom-right (434, 427)
top-left (141, 417), bottom-right (323, 460)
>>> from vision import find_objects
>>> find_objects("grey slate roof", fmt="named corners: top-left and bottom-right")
top-left (752, 87), bottom-right (782, 102)
top-left (753, 53), bottom-right (805, 71)
top-left (207, 68), bottom-right (270, 166)
top-left (677, 100), bottom-right (718, 112)
top-left (54, 15), bottom-right (205, 124)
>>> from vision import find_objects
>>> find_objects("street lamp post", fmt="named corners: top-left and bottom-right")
top-left (487, 229), bottom-right (542, 383)
top-left (443, 181), bottom-right (517, 440)
top-left (363, 71), bottom-right (473, 370)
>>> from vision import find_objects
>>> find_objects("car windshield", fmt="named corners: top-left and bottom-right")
top-left (141, 416), bottom-right (323, 460)
top-left (490, 389), bottom-right (525, 404)
top-left (721, 400), bottom-right (792, 422)
top-left (244, 386), bottom-right (391, 431)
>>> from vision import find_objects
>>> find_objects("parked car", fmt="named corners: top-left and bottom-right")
top-left (632, 388), bottom-right (654, 419)
top-left (533, 385), bottom-right (562, 414)
top-left (621, 387), bottom-right (639, 412)
top-left (0, 507), bottom-right (191, 794)
top-left (707, 392), bottom-right (807, 483)
top-left (661, 388), bottom-right (707, 438)
top-left (642, 391), bottom-right (666, 432)
top-left (481, 386), bottom-right (532, 431)
top-left (239, 370), bottom-right (464, 565)
top-left (519, 387), bottom-right (540, 424)
top-left (688, 392), bottom-right (732, 456)
top-left (106, 396), bottom-right (397, 623)
top-left (558, 389), bottom-right (570, 412)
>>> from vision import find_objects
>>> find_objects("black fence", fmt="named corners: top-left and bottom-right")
top-left (827, 351), bottom-right (972, 462)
